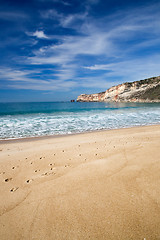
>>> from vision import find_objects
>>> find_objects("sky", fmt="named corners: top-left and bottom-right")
top-left (0, 0), bottom-right (160, 102)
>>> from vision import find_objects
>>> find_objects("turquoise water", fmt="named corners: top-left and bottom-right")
top-left (0, 102), bottom-right (160, 139)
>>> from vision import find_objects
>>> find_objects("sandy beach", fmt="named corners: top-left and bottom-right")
top-left (0, 125), bottom-right (160, 239)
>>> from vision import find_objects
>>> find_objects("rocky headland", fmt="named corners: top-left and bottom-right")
top-left (77, 76), bottom-right (160, 102)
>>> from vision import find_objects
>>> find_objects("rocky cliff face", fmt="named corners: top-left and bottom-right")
top-left (77, 76), bottom-right (160, 102)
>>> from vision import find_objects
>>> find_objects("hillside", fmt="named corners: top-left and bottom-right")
top-left (77, 76), bottom-right (160, 102)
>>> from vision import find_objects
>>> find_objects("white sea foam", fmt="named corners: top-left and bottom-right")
top-left (0, 106), bottom-right (160, 139)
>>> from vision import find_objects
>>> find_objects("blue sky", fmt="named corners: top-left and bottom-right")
top-left (0, 0), bottom-right (160, 102)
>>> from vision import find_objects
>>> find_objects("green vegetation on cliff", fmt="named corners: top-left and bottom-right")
top-left (136, 84), bottom-right (160, 100)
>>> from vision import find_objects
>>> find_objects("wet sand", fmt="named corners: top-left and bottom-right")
top-left (0, 125), bottom-right (160, 239)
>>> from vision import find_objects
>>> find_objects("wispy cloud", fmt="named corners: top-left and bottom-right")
top-left (40, 9), bottom-right (62, 20)
top-left (0, 65), bottom-right (110, 91)
top-left (84, 54), bottom-right (160, 83)
top-left (83, 64), bottom-right (110, 70)
top-left (0, 67), bottom-right (78, 91)
top-left (104, 55), bottom-right (160, 82)
top-left (87, 0), bottom-right (99, 4)
top-left (0, 11), bottom-right (28, 20)
top-left (28, 3), bottom-right (160, 83)
top-left (0, 68), bottom-right (44, 83)
top-left (1, 1), bottom-right (160, 94)
top-left (36, 0), bottom-right (71, 5)
top-left (41, 9), bottom-right (88, 29)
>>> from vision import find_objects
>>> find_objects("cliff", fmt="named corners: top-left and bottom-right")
top-left (77, 76), bottom-right (160, 102)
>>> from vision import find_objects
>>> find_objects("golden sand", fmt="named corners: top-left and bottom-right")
top-left (0, 125), bottom-right (160, 239)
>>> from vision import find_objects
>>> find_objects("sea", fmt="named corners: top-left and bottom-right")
top-left (0, 102), bottom-right (160, 140)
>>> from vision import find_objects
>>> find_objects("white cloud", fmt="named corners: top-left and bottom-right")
top-left (105, 56), bottom-right (160, 82)
top-left (60, 12), bottom-right (88, 28)
top-left (61, 1), bottom-right (71, 6)
top-left (84, 54), bottom-right (160, 83)
top-left (29, 31), bottom-right (111, 66)
top-left (41, 9), bottom-right (62, 20)
top-left (32, 30), bottom-right (49, 39)
top-left (83, 64), bottom-right (110, 70)
top-left (24, 3), bottom-right (160, 92)
top-left (31, 3), bottom-right (160, 67)
top-left (2, 3), bottom-right (160, 92)
top-left (41, 9), bottom-right (88, 30)
top-left (8, 80), bottom-right (77, 91)
top-left (0, 68), bottom-right (46, 83)
top-left (0, 67), bottom-right (78, 91)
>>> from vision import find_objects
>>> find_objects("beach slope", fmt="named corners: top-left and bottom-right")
top-left (0, 125), bottom-right (160, 239)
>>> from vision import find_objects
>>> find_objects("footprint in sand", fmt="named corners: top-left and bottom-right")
top-left (26, 179), bottom-right (33, 183)
top-left (65, 164), bottom-right (71, 167)
top-left (5, 178), bottom-right (12, 182)
top-left (42, 172), bottom-right (54, 176)
top-left (10, 187), bottom-right (19, 192)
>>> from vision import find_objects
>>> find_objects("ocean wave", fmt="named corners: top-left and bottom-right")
top-left (0, 103), bottom-right (160, 139)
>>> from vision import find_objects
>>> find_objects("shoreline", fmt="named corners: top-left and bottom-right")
top-left (0, 123), bottom-right (160, 144)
